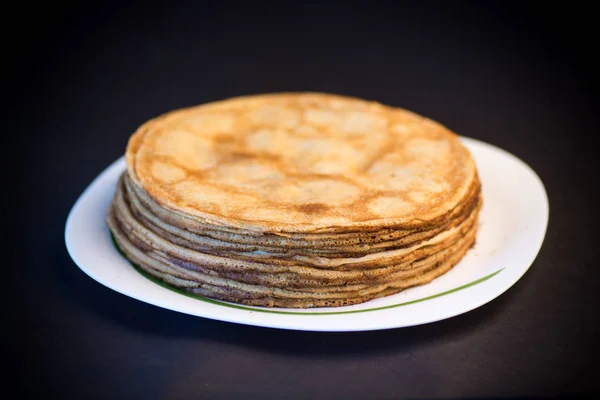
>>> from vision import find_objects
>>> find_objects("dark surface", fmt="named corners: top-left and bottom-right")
top-left (10, 2), bottom-right (599, 399)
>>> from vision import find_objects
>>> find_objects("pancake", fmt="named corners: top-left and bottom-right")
top-left (125, 92), bottom-right (478, 233)
top-left (107, 92), bottom-right (482, 308)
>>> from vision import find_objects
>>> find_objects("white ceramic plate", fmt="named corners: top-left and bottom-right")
top-left (65, 137), bottom-right (549, 332)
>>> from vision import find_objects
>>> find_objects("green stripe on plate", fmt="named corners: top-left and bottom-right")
top-left (111, 233), bottom-right (503, 316)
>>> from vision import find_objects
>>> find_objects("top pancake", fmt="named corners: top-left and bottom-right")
top-left (126, 92), bottom-right (478, 233)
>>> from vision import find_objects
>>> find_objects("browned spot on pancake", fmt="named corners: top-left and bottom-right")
top-left (230, 151), bottom-right (256, 161)
top-left (214, 134), bottom-right (236, 144)
top-left (298, 203), bottom-right (330, 214)
top-left (217, 150), bottom-right (282, 164)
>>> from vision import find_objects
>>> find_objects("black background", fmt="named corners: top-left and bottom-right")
top-left (9, 1), bottom-right (599, 399)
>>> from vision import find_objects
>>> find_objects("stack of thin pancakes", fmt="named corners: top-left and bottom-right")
top-left (107, 93), bottom-right (482, 308)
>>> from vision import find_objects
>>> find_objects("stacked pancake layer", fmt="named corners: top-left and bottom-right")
top-left (107, 93), bottom-right (482, 308)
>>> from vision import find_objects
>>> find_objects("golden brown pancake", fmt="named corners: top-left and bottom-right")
top-left (107, 92), bottom-right (482, 308)
top-left (125, 92), bottom-right (478, 233)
